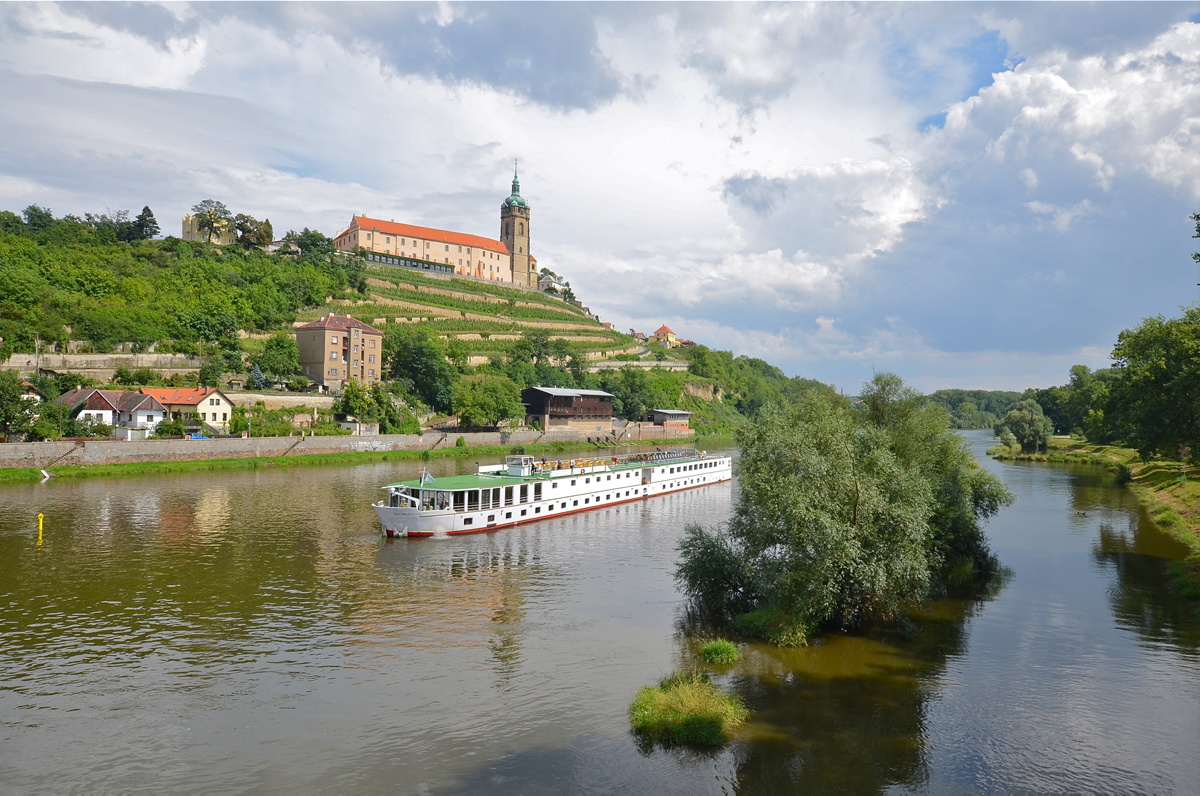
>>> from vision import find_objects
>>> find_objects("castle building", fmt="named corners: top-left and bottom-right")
top-left (332, 169), bottom-right (537, 289)
top-left (181, 214), bottom-right (237, 246)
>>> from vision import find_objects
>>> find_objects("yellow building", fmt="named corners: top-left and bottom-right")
top-left (651, 325), bottom-right (678, 348)
top-left (295, 314), bottom-right (385, 390)
top-left (333, 169), bottom-right (536, 289)
top-left (181, 214), bottom-right (237, 246)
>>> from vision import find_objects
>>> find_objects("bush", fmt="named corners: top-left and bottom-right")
top-left (732, 607), bottom-right (809, 647)
top-left (629, 670), bottom-right (749, 747)
top-left (698, 639), bottom-right (740, 664)
top-left (455, 435), bottom-right (467, 448)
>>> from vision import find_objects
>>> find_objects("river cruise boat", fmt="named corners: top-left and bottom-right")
top-left (374, 448), bottom-right (733, 537)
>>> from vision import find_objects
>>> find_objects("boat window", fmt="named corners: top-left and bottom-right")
top-left (520, 509), bottom-right (527, 516)
top-left (535, 507), bottom-right (541, 514)
top-left (481, 490), bottom-right (491, 510)
top-left (552, 482), bottom-right (558, 489)
top-left (571, 480), bottom-right (576, 486)
top-left (493, 488), bottom-right (501, 506)
top-left (506, 512), bottom-right (512, 519)
top-left (468, 490), bottom-right (480, 510)
top-left (505, 486), bottom-right (514, 506)
top-left (573, 500), bottom-right (579, 506)
top-left (454, 492), bottom-right (466, 511)
top-left (534, 483), bottom-right (542, 501)
top-left (464, 517), bottom-right (473, 525)
top-left (519, 484), bottom-right (528, 503)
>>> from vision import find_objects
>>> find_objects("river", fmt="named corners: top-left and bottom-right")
top-left (0, 432), bottom-right (1196, 793)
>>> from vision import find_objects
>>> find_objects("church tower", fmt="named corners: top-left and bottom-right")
top-left (500, 166), bottom-right (533, 288)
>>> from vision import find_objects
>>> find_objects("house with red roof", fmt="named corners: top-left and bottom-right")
top-left (295, 314), bottom-right (385, 390)
top-left (651, 325), bottom-right (678, 348)
top-left (140, 386), bottom-right (234, 432)
top-left (332, 168), bottom-right (537, 289)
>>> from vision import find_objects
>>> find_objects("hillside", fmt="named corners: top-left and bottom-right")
top-left (3, 208), bottom-right (808, 434)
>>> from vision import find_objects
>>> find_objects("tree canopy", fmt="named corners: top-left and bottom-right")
top-left (676, 373), bottom-right (1012, 643)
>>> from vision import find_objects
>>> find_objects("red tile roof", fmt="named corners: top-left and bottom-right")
top-left (654, 325), bottom-right (675, 335)
top-left (295, 314), bottom-right (384, 334)
top-left (140, 386), bottom-right (227, 407)
top-left (343, 216), bottom-right (510, 256)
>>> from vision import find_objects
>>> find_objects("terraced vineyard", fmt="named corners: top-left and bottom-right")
top-left (298, 262), bottom-right (644, 364)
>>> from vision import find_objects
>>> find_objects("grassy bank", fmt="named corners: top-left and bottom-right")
top-left (629, 670), bottom-right (749, 747)
top-left (0, 435), bottom-right (726, 484)
top-left (989, 436), bottom-right (1199, 593)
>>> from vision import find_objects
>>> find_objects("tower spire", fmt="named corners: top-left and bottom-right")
top-left (512, 160), bottom-right (521, 196)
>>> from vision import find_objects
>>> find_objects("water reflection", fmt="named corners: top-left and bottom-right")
top-left (0, 438), bottom-right (1197, 793)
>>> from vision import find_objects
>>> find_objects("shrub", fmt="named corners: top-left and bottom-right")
top-left (629, 670), bottom-right (749, 747)
top-left (455, 435), bottom-right (467, 448)
top-left (732, 607), bottom-right (809, 647)
top-left (698, 639), bottom-right (740, 665)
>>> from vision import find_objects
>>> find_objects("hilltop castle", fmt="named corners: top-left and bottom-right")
top-left (332, 169), bottom-right (537, 289)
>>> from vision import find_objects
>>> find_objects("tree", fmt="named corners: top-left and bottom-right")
top-left (286, 227), bottom-right (333, 256)
top-left (334, 379), bottom-right (371, 418)
top-left (198, 359), bottom-right (224, 388)
top-left (256, 332), bottom-right (299, 386)
top-left (190, 199), bottom-right (232, 244)
top-left (453, 374), bottom-right (524, 427)
top-left (234, 214), bottom-right (273, 249)
top-left (0, 372), bottom-right (34, 440)
top-left (993, 399), bottom-right (1054, 452)
top-left (383, 326), bottom-right (458, 413)
top-left (22, 205), bottom-right (54, 234)
top-left (132, 206), bottom-right (160, 240)
top-left (676, 375), bottom-right (1012, 641)
top-left (1103, 305), bottom-right (1200, 461)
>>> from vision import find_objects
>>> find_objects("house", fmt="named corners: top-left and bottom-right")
top-left (651, 325), bottom-right (678, 348)
top-left (336, 415), bottom-right (380, 436)
top-left (644, 409), bottom-right (691, 429)
top-left (54, 389), bottom-right (168, 431)
top-left (521, 386), bottom-right (614, 429)
top-left (295, 314), bottom-right (385, 390)
top-left (140, 387), bottom-right (234, 431)
top-left (20, 381), bottom-right (40, 401)
top-left (538, 272), bottom-right (568, 293)
top-left (180, 214), bottom-right (237, 246)
top-left (632, 331), bottom-right (647, 343)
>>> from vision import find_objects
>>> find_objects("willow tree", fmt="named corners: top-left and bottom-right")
top-left (676, 374), bottom-right (1012, 643)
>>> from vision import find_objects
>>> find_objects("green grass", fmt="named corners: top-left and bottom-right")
top-left (698, 639), bottom-right (741, 664)
top-left (629, 670), bottom-right (749, 747)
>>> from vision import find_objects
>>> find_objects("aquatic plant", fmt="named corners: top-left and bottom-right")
top-left (698, 639), bottom-right (740, 664)
top-left (628, 670), bottom-right (748, 746)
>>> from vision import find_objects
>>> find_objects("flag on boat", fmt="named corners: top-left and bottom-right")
top-left (421, 469), bottom-right (436, 485)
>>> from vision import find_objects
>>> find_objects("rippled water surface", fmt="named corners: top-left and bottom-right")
top-left (1, 433), bottom-right (1197, 793)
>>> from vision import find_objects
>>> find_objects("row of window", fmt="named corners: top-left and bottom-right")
top-left (668, 460), bottom-right (722, 474)
top-left (327, 367), bottom-right (377, 378)
top-left (364, 232), bottom-right (504, 259)
top-left (461, 488), bottom-right (646, 526)
top-left (329, 333), bottom-right (375, 345)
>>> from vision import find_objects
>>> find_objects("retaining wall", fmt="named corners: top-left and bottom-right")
top-left (0, 424), bottom-right (692, 469)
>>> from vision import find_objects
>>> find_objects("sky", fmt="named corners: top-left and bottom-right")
top-left (1, 2), bottom-right (1197, 394)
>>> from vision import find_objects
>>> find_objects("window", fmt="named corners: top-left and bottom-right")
top-left (368, 369), bottom-right (375, 377)
top-left (353, 345), bottom-right (359, 354)
top-left (505, 512), bottom-right (512, 519)
top-left (520, 509), bottom-right (527, 517)
top-left (331, 335), bottom-right (338, 344)
top-left (200, 412), bottom-right (206, 421)
top-left (222, 413), bottom-right (227, 421)
top-left (369, 340), bottom-right (376, 349)
top-left (445, 244), bottom-right (449, 251)
top-left (385, 236), bottom-right (390, 243)
top-left (353, 329), bottom-right (359, 338)
top-left (368, 354), bottom-right (375, 363)
top-left (464, 517), bottom-right (474, 526)
top-left (330, 351), bottom-right (338, 360)
top-left (329, 368), bottom-right (338, 376)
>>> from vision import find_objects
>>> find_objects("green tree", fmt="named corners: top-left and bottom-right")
top-left (1104, 305), bottom-right (1200, 461)
top-left (993, 399), bottom-right (1054, 452)
top-left (256, 332), bottom-right (299, 386)
top-left (334, 379), bottom-right (372, 418)
top-left (0, 372), bottom-right (34, 439)
top-left (132, 206), bottom-right (160, 240)
top-left (384, 326), bottom-right (458, 413)
top-left (190, 199), bottom-right (232, 243)
top-left (453, 374), bottom-right (524, 427)
top-left (198, 359), bottom-right (224, 387)
top-left (234, 214), bottom-right (273, 249)
top-left (676, 375), bottom-right (1012, 640)
top-left (22, 205), bottom-right (54, 234)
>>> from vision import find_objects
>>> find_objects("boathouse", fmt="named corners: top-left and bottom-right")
top-left (521, 387), bottom-right (614, 430)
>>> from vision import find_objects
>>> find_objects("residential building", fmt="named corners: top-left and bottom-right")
top-left (54, 389), bottom-right (167, 430)
top-left (140, 387), bottom-right (234, 431)
top-left (332, 168), bottom-right (537, 289)
top-left (651, 325), bottom-right (678, 348)
top-left (295, 314), bottom-right (385, 390)
top-left (521, 386), bottom-right (614, 429)
top-left (643, 409), bottom-right (691, 429)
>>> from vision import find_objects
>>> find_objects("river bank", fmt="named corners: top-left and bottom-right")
top-left (989, 436), bottom-right (1199, 591)
top-left (0, 434), bottom-right (734, 484)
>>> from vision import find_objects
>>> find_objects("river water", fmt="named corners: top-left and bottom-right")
top-left (1, 432), bottom-right (1197, 793)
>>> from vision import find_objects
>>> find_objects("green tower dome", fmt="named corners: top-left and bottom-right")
top-left (503, 168), bottom-right (529, 209)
